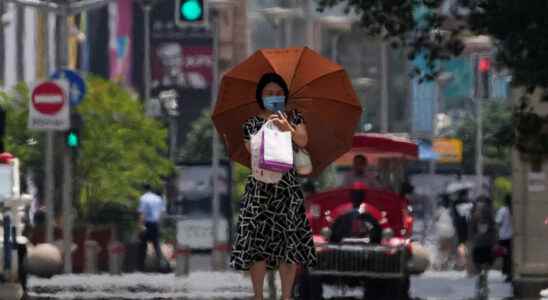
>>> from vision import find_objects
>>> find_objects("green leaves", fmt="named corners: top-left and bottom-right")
top-left (0, 77), bottom-right (173, 223)
top-left (76, 77), bottom-right (173, 212)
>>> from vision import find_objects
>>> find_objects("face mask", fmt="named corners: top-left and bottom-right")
top-left (262, 95), bottom-right (286, 112)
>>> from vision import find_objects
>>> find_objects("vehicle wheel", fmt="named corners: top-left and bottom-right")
top-left (293, 270), bottom-right (322, 300)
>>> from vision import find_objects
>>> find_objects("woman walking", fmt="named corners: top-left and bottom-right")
top-left (230, 73), bottom-right (318, 300)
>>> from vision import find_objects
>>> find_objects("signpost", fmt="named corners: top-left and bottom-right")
top-left (28, 81), bottom-right (70, 130)
top-left (51, 69), bottom-right (86, 107)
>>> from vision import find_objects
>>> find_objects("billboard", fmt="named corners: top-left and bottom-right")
top-left (149, 26), bottom-right (213, 150)
top-left (150, 42), bottom-right (213, 91)
top-left (433, 138), bottom-right (463, 163)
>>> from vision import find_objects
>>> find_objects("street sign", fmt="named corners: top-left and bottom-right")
top-left (51, 69), bottom-right (86, 107)
top-left (28, 81), bottom-right (70, 130)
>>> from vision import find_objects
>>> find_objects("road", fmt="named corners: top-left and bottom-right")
top-left (27, 268), bottom-right (514, 300)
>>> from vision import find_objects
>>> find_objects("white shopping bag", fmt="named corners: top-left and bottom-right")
top-left (259, 121), bottom-right (293, 172)
top-left (250, 122), bottom-right (283, 183)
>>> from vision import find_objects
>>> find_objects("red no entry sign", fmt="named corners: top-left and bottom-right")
top-left (31, 81), bottom-right (66, 115)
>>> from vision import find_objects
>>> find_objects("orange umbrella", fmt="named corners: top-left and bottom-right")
top-left (212, 47), bottom-right (362, 176)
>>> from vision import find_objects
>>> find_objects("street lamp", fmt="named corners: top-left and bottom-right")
top-left (352, 77), bottom-right (377, 132)
top-left (259, 6), bottom-right (301, 48)
top-left (317, 16), bottom-right (355, 63)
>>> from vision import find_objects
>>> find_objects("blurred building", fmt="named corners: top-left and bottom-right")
top-left (248, 0), bottom-right (411, 134)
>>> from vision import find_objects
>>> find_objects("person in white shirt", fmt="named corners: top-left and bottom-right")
top-left (496, 195), bottom-right (513, 282)
top-left (137, 183), bottom-right (166, 271)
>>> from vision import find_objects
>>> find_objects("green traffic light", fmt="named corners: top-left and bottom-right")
top-left (67, 131), bottom-right (79, 148)
top-left (181, 0), bottom-right (202, 21)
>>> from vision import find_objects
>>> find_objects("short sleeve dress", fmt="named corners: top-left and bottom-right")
top-left (230, 110), bottom-right (318, 271)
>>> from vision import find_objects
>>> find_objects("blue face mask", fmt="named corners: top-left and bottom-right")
top-left (262, 95), bottom-right (286, 112)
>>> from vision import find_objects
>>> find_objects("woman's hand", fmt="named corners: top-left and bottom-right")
top-left (268, 112), bottom-right (308, 147)
top-left (269, 113), bottom-right (294, 132)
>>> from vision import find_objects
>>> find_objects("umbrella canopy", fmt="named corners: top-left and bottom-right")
top-left (212, 47), bottom-right (362, 176)
top-left (446, 181), bottom-right (475, 194)
top-left (335, 133), bottom-right (418, 166)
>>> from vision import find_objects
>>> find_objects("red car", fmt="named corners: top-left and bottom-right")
top-left (294, 134), bottom-right (430, 299)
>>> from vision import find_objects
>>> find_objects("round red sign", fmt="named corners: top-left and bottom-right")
top-left (31, 82), bottom-right (66, 115)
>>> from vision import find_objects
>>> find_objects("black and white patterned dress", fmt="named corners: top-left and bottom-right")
top-left (230, 111), bottom-right (318, 271)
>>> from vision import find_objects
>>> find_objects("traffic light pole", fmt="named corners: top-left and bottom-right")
top-left (58, 11), bottom-right (74, 273)
top-left (210, 7), bottom-right (222, 271)
top-left (142, 1), bottom-right (152, 112)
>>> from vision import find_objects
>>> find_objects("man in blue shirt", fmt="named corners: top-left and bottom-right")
top-left (137, 183), bottom-right (166, 271)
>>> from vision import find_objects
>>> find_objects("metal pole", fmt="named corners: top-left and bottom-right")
top-left (45, 132), bottom-right (55, 243)
top-left (476, 95), bottom-right (483, 196)
top-left (210, 9), bottom-right (222, 270)
top-left (169, 117), bottom-right (177, 162)
top-left (284, 18), bottom-right (291, 48)
top-left (303, 0), bottom-right (313, 48)
top-left (62, 148), bottom-right (73, 273)
top-left (0, 0), bottom-right (5, 85)
top-left (474, 55), bottom-right (483, 197)
top-left (331, 33), bottom-right (339, 63)
top-left (430, 83), bottom-right (439, 174)
top-left (380, 41), bottom-right (389, 133)
top-left (58, 10), bottom-right (73, 273)
top-left (143, 3), bottom-right (152, 109)
top-left (16, 4), bottom-right (25, 82)
top-left (36, 11), bottom-right (49, 79)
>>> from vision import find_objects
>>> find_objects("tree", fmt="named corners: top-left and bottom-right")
top-left (76, 77), bottom-right (173, 218)
top-left (317, 0), bottom-right (548, 91)
top-left (0, 77), bottom-right (173, 228)
top-left (318, 0), bottom-right (547, 161)
top-left (455, 100), bottom-right (512, 176)
top-left (179, 108), bottom-right (227, 163)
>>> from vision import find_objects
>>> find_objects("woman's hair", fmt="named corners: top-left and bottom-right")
top-left (255, 73), bottom-right (289, 109)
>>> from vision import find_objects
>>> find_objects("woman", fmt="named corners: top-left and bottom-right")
top-left (230, 73), bottom-right (317, 300)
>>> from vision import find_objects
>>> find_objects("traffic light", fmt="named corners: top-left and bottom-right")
top-left (65, 129), bottom-right (80, 148)
top-left (65, 113), bottom-right (83, 153)
top-left (478, 57), bottom-right (491, 99)
top-left (176, 0), bottom-right (207, 27)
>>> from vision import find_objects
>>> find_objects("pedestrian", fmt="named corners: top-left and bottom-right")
top-left (137, 183), bottom-right (166, 272)
top-left (470, 195), bottom-right (497, 273)
top-left (343, 154), bottom-right (383, 188)
top-left (452, 189), bottom-right (473, 271)
top-left (434, 194), bottom-right (456, 270)
top-left (230, 73), bottom-right (317, 300)
top-left (496, 194), bottom-right (513, 282)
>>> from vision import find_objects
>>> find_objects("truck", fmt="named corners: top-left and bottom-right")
top-left (294, 133), bottom-right (431, 300)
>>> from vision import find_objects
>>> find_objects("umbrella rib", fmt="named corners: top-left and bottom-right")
top-left (289, 68), bottom-right (346, 97)
top-left (212, 100), bottom-right (256, 117)
top-left (259, 49), bottom-right (279, 78)
top-left (291, 95), bottom-right (362, 108)
top-left (288, 48), bottom-right (306, 91)
top-left (222, 74), bottom-right (259, 86)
